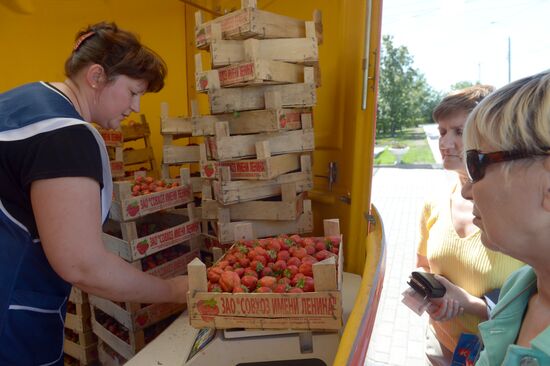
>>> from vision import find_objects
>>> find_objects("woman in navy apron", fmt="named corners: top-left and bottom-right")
top-left (0, 22), bottom-right (188, 365)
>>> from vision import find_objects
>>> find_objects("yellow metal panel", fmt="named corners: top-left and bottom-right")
top-left (0, 0), bottom-right (191, 166)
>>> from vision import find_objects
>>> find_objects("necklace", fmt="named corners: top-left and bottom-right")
top-left (61, 81), bottom-right (85, 117)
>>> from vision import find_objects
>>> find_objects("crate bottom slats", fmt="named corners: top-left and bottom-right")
top-left (64, 337), bottom-right (98, 365)
top-left (205, 126), bottom-right (314, 162)
top-left (212, 200), bottom-right (313, 244)
top-left (65, 304), bottom-right (92, 333)
top-left (208, 82), bottom-right (316, 114)
top-left (161, 103), bottom-right (311, 136)
top-left (202, 190), bottom-right (307, 222)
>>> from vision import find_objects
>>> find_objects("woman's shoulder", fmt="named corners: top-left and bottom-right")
top-left (499, 265), bottom-right (535, 300)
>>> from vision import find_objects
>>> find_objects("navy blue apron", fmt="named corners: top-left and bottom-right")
top-left (0, 82), bottom-right (112, 365)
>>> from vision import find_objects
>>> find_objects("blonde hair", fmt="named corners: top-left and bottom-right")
top-left (433, 84), bottom-right (495, 122)
top-left (463, 70), bottom-right (550, 153)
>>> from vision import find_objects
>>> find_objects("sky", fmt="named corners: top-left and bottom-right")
top-left (381, 0), bottom-right (550, 92)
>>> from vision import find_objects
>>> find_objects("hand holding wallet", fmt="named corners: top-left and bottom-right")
top-left (407, 271), bottom-right (446, 298)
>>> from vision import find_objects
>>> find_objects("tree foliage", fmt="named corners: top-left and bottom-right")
top-left (377, 35), bottom-right (441, 136)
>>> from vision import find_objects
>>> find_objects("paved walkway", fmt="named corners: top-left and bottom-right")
top-left (365, 167), bottom-right (454, 365)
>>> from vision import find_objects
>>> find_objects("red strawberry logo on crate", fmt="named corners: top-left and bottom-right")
top-left (136, 240), bottom-right (149, 255)
top-left (135, 313), bottom-right (149, 327)
top-left (279, 114), bottom-right (288, 128)
top-left (196, 299), bottom-right (219, 322)
top-left (203, 163), bottom-right (215, 177)
top-left (126, 201), bottom-right (140, 217)
top-left (199, 75), bottom-right (208, 90)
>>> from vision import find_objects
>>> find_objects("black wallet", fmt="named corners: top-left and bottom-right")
top-left (407, 271), bottom-right (446, 298)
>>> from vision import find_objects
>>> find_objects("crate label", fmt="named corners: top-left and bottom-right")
top-left (278, 111), bottom-right (304, 130)
top-left (147, 249), bottom-right (200, 279)
top-left (132, 221), bottom-right (200, 258)
top-left (196, 10), bottom-right (251, 46)
top-left (124, 185), bottom-right (192, 218)
top-left (193, 293), bottom-right (339, 321)
top-left (100, 130), bottom-right (123, 146)
top-left (218, 62), bottom-right (255, 85)
top-left (202, 160), bottom-right (267, 179)
top-left (196, 73), bottom-right (209, 91)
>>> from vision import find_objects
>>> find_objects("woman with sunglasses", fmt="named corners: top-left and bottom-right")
top-left (416, 85), bottom-right (524, 365)
top-left (461, 71), bottom-right (550, 365)
top-left (0, 22), bottom-right (188, 364)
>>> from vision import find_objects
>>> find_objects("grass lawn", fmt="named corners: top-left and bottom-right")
top-left (374, 127), bottom-right (436, 165)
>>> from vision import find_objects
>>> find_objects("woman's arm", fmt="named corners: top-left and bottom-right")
top-left (31, 176), bottom-right (187, 304)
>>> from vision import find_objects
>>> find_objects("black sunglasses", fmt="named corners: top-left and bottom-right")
top-left (466, 148), bottom-right (550, 183)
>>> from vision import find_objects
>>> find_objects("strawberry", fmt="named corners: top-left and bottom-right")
top-left (277, 250), bottom-right (290, 262)
top-left (292, 247), bottom-right (307, 259)
top-left (287, 257), bottom-right (301, 267)
top-left (255, 286), bottom-right (273, 293)
top-left (283, 265), bottom-right (299, 279)
top-left (274, 284), bottom-right (290, 293)
top-left (299, 262), bottom-right (313, 277)
top-left (207, 267), bottom-right (223, 283)
top-left (126, 202), bottom-right (140, 217)
top-left (219, 271), bottom-right (241, 292)
top-left (241, 276), bottom-right (258, 292)
top-left (288, 287), bottom-right (304, 293)
top-left (258, 276), bottom-right (277, 289)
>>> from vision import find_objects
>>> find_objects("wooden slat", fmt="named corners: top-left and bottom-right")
top-left (208, 83), bottom-right (316, 113)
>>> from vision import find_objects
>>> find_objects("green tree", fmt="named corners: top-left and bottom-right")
top-left (377, 35), bottom-right (440, 135)
top-left (450, 80), bottom-right (476, 91)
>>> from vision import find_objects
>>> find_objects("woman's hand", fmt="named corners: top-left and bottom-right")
top-left (426, 274), bottom-right (488, 321)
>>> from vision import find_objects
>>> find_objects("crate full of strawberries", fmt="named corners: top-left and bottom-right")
top-left (187, 219), bottom-right (343, 331)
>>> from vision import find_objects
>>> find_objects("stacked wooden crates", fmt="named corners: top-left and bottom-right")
top-left (91, 168), bottom-right (201, 360)
top-left (97, 127), bottom-right (125, 180)
top-left (120, 115), bottom-right (160, 179)
top-left (63, 288), bottom-right (98, 365)
top-left (193, 0), bottom-right (321, 248)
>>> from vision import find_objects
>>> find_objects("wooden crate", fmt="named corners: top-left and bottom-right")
top-left (69, 287), bottom-right (88, 305)
top-left (202, 188), bottom-right (307, 221)
top-left (97, 340), bottom-right (127, 366)
top-left (143, 246), bottom-right (201, 279)
top-left (206, 124), bottom-right (314, 161)
top-left (213, 200), bottom-right (313, 244)
top-left (65, 302), bottom-right (92, 333)
top-left (162, 143), bottom-right (201, 164)
top-left (200, 152), bottom-right (302, 181)
top-left (103, 206), bottom-right (200, 261)
top-left (89, 295), bottom-right (185, 332)
top-left (208, 82), bottom-right (316, 114)
top-left (194, 4), bottom-right (322, 49)
top-left (91, 307), bottom-right (177, 360)
top-left (109, 168), bottom-right (192, 221)
top-left (196, 57), bottom-right (305, 91)
top-left (121, 116), bottom-right (160, 178)
top-left (187, 218), bottom-right (342, 330)
top-left (162, 103), bottom-right (311, 137)
top-left (97, 128), bottom-right (123, 147)
top-left (211, 155), bottom-right (312, 204)
top-left (210, 35), bottom-right (318, 69)
top-left (64, 330), bottom-right (98, 365)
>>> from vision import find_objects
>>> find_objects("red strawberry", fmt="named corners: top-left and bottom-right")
top-left (241, 275), bottom-right (258, 292)
top-left (203, 163), bottom-right (215, 177)
top-left (135, 314), bottom-right (149, 326)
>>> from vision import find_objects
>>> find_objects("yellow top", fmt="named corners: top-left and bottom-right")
top-left (417, 187), bottom-right (524, 352)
